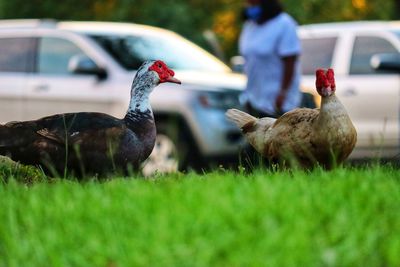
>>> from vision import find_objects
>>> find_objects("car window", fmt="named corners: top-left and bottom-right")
top-left (90, 33), bottom-right (230, 73)
top-left (0, 37), bottom-right (35, 73)
top-left (38, 37), bottom-right (86, 75)
top-left (300, 37), bottom-right (337, 75)
top-left (350, 36), bottom-right (398, 75)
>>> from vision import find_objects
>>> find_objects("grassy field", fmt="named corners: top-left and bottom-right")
top-left (1, 165), bottom-right (400, 266)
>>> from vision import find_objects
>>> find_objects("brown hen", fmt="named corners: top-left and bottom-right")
top-left (226, 69), bottom-right (357, 168)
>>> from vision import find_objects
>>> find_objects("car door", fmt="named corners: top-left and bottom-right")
top-left (336, 33), bottom-right (400, 157)
top-left (0, 37), bottom-right (35, 123)
top-left (24, 35), bottom-right (113, 121)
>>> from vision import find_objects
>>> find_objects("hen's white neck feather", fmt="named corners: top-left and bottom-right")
top-left (320, 95), bottom-right (347, 117)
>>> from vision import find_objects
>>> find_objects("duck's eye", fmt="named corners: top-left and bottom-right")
top-left (157, 63), bottom-right (162, 68)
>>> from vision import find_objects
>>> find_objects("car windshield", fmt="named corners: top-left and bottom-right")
top-left (89, 33), bottom-right (230, 73)
top-left (392, 30), bottom-right (400, 41)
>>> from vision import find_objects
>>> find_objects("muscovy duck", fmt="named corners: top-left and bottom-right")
top-left (226, 69), bottom-right (357, 168)
top-left (0, 60), bottom-right (181, 177)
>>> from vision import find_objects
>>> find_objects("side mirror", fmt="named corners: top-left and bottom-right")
top-left (370, 53), bottom-right (400, 73)
top-left (230, 55), bottom-right (245, 73)
top-left (68, 54), bottom-right (107, 79)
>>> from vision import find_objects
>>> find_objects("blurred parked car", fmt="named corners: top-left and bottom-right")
top-left (0, 19), bottom-right (247, 174)
top-left (232, 21), bottom-right (400, 160)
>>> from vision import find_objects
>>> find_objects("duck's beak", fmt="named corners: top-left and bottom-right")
top-left (166, 76), bottom-right (181, 84)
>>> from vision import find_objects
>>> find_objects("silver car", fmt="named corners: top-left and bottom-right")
top-left (0, 19), bottom-right (247, 174)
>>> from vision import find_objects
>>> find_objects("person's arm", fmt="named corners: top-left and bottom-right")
top-left (275, 54), bottom-right (297, 112)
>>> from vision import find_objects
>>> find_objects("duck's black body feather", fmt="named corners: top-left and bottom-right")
top-left (0, 110), bottom-right (156, 177)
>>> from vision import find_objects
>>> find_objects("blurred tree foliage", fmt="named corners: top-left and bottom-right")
top-left (0, 0), bottom-right (397, 62)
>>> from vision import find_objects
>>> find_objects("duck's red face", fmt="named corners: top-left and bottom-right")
top-left (148, 60), bottom-right (181, 84)
top-left (316, 68), bottom-right (336, 97)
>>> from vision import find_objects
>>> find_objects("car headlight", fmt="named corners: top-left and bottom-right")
top-left (198, 90), bottom-right (241, 110)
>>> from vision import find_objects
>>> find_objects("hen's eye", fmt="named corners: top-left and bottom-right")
top-left (157, 63), bottom-right (162, 68)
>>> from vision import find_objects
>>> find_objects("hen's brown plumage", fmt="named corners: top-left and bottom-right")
top-left (226, 69), bottom-right (357, 168)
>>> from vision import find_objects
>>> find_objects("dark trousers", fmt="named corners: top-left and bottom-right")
top-left (245, 103), bottom-right (281, 119)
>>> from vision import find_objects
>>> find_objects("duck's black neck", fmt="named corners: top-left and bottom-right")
top-left (124, 108), bottom-right (154, 125)
top-left (124, 76), bottom-right (155, 131)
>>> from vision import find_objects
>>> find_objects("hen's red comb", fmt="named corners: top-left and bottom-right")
top-left (326, 68), bottom-right (335, 89)
top-left (315, 68), bottom-right (335, 89)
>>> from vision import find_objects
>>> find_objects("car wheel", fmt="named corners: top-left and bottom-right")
top-left (141, 133), bottom-right (179, 177)
top-left (141, 118), bottom-right (203, 176)
top-left (300, 92), bottom-right (317, 108)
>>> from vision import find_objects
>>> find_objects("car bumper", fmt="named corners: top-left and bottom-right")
top-left (188, 105), bottom-right (248, 157)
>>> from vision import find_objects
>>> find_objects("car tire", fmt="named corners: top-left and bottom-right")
top-left (141, 118), bottom-right (199, 176)
top-left (300, 92), bottom-right (317, 109)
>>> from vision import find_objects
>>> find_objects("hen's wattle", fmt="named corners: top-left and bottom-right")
top-left (0, 60), bottom-right (180, 177)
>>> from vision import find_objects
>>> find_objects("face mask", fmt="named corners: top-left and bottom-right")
top-left (245, 5), bottom-right (262, 21)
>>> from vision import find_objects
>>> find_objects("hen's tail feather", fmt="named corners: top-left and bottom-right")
top-left (226, 109), bottom-right (258, 133)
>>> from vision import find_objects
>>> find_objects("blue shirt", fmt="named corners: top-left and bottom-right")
top-left (239, 13), bottom-right (302, 114)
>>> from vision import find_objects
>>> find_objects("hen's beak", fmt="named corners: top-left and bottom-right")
top-left (166, 76), bottom-right (181, 84)
top-left (320, 86), bottom-right (334, 97)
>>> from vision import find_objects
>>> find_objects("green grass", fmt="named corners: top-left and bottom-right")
top-left (0, 166), bottom-right (400, 266)
top-left (0, 156), bottom-right (46, 184)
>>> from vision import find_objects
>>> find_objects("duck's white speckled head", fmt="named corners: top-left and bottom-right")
top-left (135, 60), bottom-right (181, 86)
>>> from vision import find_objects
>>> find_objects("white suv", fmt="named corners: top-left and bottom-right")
top-left (299, 21), bottom-right (400, 159)
top-left (0, 19), bottom-right (247, 173)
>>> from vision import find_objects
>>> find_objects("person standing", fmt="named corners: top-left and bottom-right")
top-left (239, 0), bottom-right (301, 118)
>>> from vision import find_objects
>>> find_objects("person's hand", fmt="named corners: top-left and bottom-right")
top-left (275, 91), bottom-right (287, 113)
